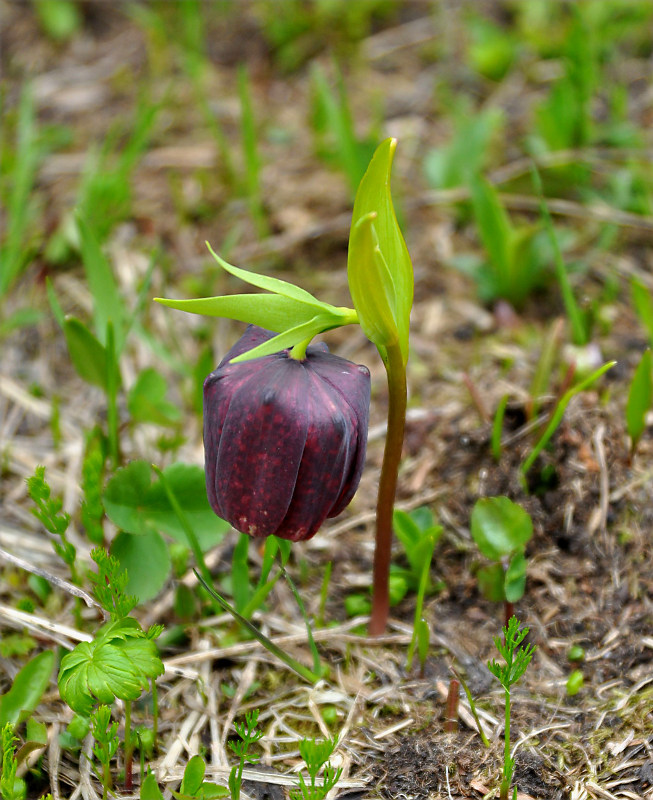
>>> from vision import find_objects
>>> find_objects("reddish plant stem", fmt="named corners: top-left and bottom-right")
top-left (369, 343), bottom-right (407, 636)
top-left (444, 678), bottom-right (460, 733)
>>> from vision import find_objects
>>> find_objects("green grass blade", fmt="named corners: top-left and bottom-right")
top-left (1, 84), bottom-right (39, 297)
top-left (521, 361), bottom-right (616, 481)
top-left (626, 349), bottom-right (652, 454)
top-left (281, 567), bottom-right (324, 679)
top-left (194, 570), bottom-right (321, 685)
top-left (631, 278), bottom-right (653, 348)
top-left (530, 164), bottom-right (587, 345)
top-left (77, 214), bottom-right (124, 351)
top-left (238, 64), bottom-right (266, 236)
top-left (491, 394), bottom-right (509, 461)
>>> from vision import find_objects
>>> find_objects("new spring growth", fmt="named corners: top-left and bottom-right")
top-left (156, 138), bottom-right (414, 635)
top-left (488, 616), bottom-right (537, 800)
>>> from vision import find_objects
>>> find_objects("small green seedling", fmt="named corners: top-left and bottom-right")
top-left (487, 616), bottom-right (537, 800)
top-left (466, 173), bottom-right (549, 309)
top-left (26, 466), bottom-right (79, 584)
top-left (174, 755), bottom-right (229, 799)
top-left (228, 710), bottom-right (263, 800)
top-left (471, 497), bottom-right (533, 624)
top-left (141, 757), bottom-right (228, 800)
top-left (424, 107), bottom-right (502, 191)
top-left (311, 62), bottom-right (377, 196)
top-left (290, 738), bottom-right (343, 800)
top-left (566, 669), bottom-right (584, 696)
top-left (626, 349), bottom-right (652, 455)
top-left (90, 705), bottom-right (119, 800)
top-left (392, 507), bottom-right (444, 595)
top-left (1, 723), bottom-right (26, 800)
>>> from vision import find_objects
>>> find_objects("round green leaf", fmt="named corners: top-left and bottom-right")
top-left (103, 460), bottom-right (153, 535)
top-left (111, 529), bottom-right (171, 603)
top-left (504, 551), bottom-right (527, 602)
top-left (471, 496), bottom-right (533, 561)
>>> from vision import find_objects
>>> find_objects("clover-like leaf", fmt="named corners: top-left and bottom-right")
top-left (58, 618), bottom-right (163, 716)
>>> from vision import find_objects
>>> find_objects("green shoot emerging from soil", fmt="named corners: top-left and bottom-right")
top-left (90, 705), bottom-right (119, 800)
top-left (487, 616), bottom-right (537, 800)
top-left (290, 738), bottom-right (343, 800)
top-left (228, 710), bottom-right (263, 800)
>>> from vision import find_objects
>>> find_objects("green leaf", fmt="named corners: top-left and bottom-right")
top-left (141, 772), bottom-right (165, 800)
top-left (76, 214), bottom-right (124, 350)
top-left (62, 317), bottom-right (109, 389)
top-left (469, 174), bottom-right (512, 291)
top-left (521, 361), bottom-right (616, 479)
top-left (348, 138), bottom-right (413, 364)
top-left (111, 529), bottom-right (171, 603)
top-left (155, 292), bottom-right (325, 332)
top-left (504, 552), bottom-right (527, 602)
top-left (127, 368), bottom-right (181, 426)
top-left (102, 461), bottom-right (153, 535)
top-left (347, 212), bottom-right (399, 351)
top-left (631, 279), bottom-right (653, 347)
top-left (424, 108), bottom-right (503, 190)
top-left (181, 755), bottom-right (205, 795)
top-left (228, 313), bottom-right (351, 363)
top-left (206, 242), bottom-right (321, 305)
top-left (477, 563), bottom-right (506, 602)
top-left (393, 509), bottom-right (422, 549)
top-left (626, 349), bottom-right (652, 452)
top-left (0, 650), bottom-right (54, 727)
top-left (103, 461), bottom-right (229, 551)
top-left (58, 618), bottom-right (163, 715)
top-left (471, 496), bottom-right (533, 561)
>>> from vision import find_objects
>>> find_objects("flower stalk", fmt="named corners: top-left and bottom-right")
top-left (369, 343), bottom-right (407, 635)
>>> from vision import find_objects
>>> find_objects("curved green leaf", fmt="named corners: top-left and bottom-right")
top-left (155, 293), bottom-right (323, 332)
top-left (206, 243), bottom-right (321, 305)
top-left (0, 650), bottom-right (54, 727)
top-left (228, 312), bottom-right (356, 363)
top-left (348, 138), bottom-right (413, 364)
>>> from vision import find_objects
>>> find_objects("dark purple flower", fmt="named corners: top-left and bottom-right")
top-left (203, 325), bottom-right (370, 541)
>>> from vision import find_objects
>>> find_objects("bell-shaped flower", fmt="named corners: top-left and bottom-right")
top-left (204, 326), bottom-right (371, 541)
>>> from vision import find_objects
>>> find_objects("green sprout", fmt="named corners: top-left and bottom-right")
top-left (90, 705), bottom-right (119, 800)
top-left (487, 616), bottom-right (537, 800)
top-left (290, 738), bottom-right (343, 800)
top-left (1, 723), bottom-right (26, 800)
top-left (228, 710), bottom-right (263, 800)
top-left (26, 465), bottom-right (79, 584)
top-left (471, 497), bottom-right (533, 626)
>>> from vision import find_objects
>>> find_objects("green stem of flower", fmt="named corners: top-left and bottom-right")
top-left (369, 342), bottom-right (407, 635)
top-left (289, 337), bottom-right (312, 360)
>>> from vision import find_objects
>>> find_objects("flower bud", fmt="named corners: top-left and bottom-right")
top-left (204, 326), bottom-right (370, 541)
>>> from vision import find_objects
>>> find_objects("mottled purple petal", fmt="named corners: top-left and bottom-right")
top-left (218, 325), bottom-right (276, 368)
top-left (216, 358), bottom-right (309, 537)
top-left (306, 351), bottom-right (371, 516)
top-left (274, 371), bottom-right (354, 541)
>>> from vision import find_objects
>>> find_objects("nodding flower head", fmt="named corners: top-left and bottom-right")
top-left (203, 326), bottom-right (371, 541)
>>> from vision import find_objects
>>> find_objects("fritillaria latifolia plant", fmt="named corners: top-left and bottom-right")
top-left (157, 138), bottom-right (413, 634)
